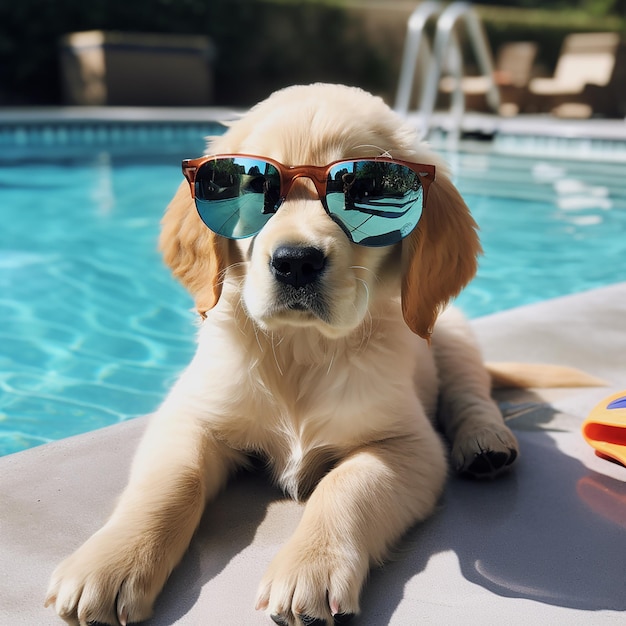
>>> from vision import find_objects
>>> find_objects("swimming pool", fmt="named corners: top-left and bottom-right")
top-left (1, 126), bottom-right (625, 455)
top-left (452, 149), bottom-right (626, 315)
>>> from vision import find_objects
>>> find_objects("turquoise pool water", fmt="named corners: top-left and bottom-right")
top-left (453, 151), bottom-right (626, 314)
top-left (1, 131), bottom-right (625, 455)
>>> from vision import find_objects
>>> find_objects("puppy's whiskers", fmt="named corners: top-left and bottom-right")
top-left (350, 286), bottom-right (373, 354)
top-left (231, 279), bottom-right (251, 337)
top-left (351, 144), bottom-right (394, 159)
top-left (351, 265), bottom-right (380, 285)
top-left (325, 351), bottom-right (336, 376)
top-left (252, 322), bottom-right (265, 353)
top-left (355, 276), bottom-right (371, 305)
top-left (356, 312), bottom-right (373, 354)
top-left (270, 332), bottom-right (284, 376)
top-left (219, 261), bottom-right (245, 283)
top-left (350, 264), bottom-right (378, 276)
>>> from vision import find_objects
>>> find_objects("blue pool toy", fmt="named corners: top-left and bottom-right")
top-left (582, 391), bottom-right (626, 466)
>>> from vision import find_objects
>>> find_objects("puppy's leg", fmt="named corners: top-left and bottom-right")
top-left (256, 428), bottom-right (447, 625)
top-left (431, 307), bottom-right (519, 478)
top-left (45, 411), bottom-right (242, 626)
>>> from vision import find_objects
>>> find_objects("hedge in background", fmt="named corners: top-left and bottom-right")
top-left (0, 0), bottom-right (390, 106)
top-left (0, 0), bottom-right (624, 107)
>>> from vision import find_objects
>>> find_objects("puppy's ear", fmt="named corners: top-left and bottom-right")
top-left (402, 174), bottom-right (480, 339)
top-left (159, 181), bottom-right (228, 316)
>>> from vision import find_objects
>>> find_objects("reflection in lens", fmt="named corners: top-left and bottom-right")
top-left (194, 157), bottom-right (281, 238)
top-left (327, 161), bottom-right (423, 246)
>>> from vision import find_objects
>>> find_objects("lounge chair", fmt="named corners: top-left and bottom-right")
top-left (575, 41), bottom-right (626, 118)
top-left (528, 32), bottom-right (622, 118)
top-left (439, 41), bottom-right (539, 115)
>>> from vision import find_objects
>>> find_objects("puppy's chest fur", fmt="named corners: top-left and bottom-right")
top-left (203, 314), bottom-right (421, 500)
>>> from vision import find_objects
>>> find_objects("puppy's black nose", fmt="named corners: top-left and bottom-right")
top-left (270, 245), bottom-right (326, 288)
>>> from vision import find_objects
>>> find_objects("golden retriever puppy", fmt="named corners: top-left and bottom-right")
top-left (46, 83), bottom-right (518, 626)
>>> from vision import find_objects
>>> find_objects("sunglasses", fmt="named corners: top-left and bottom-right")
top-left (182, 155), bottom-right (435, 247)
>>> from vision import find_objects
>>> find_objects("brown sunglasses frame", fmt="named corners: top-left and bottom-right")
top-left (182, 154), bottom-right (436, 211)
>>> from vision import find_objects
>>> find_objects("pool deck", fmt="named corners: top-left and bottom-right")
top-left (1, 282), bottom-right (625, 625)
top-left (0, 106), bottom-right (624, 133)
top-left (2, 108), bottom-right (625, 166)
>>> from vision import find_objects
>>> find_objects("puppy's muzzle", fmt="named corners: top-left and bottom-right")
top-left (270, 245), bottom-right (326, 289)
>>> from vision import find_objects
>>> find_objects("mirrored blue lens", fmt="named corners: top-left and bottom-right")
top-left (326, 161), bottom-right (423, 246)
top-left (194, 157), bottom-right (281, 238)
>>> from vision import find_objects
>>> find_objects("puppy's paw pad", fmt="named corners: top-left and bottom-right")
top-left (464, 447), bottom-right (518, 479)
top-left (298, 615), bottom-right (327, 626)
top-left (452, 424), bottom-right (519, 479)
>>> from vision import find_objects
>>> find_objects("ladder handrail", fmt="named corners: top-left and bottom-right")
top-left (395, 2), bottom-right (500, 139)
top-left (394, 1), bottom-right (443, 115)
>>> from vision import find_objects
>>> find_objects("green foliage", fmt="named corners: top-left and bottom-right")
top-left (478, 4), bottom-right (625, 70)
top-left (0, 0), bottom-right (624, 106)
top-left (0, 0), bottom-right (387, 105)
top-left (463, 0), bottom-right (626, 13)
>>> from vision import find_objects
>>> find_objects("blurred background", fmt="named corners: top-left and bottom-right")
top-left (1, 0), bottom-right (624, 115)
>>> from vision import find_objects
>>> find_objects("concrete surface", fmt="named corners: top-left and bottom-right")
top-left (1, 283), bottom-right (625, 625)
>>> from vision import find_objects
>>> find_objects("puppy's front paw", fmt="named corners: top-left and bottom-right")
top-left (45, 526), bottom-right (168, 626)
top-left (255, 539), bottom-right (364, 626)
top-left (451, 423), bottom-right (519, 479)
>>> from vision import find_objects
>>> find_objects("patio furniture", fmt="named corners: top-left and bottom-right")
top-left (528, 32), bottom-right (622, 118)
top-left (574, 41), bottom-right (626, 118)
top-left (439, 41), bottom-right (539, 115)
top-left (60, 31), bottom-right (215, 106)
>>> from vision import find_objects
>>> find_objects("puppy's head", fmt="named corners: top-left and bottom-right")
top-left (160, 84), bottom-right (479, 339)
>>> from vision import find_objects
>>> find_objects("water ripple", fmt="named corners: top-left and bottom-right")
top-left (2, 150), bottom-right (625, 456)
top-left (1, 158), bottom-right (196, 455)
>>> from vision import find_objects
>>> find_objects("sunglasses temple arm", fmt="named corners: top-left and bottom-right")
top-left (181, 162), bottom-right (198, 199)
top-left (420, 171), bottom-right (435, 207)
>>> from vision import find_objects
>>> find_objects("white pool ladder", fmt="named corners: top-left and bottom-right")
top-left (394, 2), bottom-right (500, 140)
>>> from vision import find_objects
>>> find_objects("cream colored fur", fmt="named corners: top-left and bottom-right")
top-left (487, 362), bottom-right (606, 389)
top-left (46, 84), bottom-right (521, 626)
